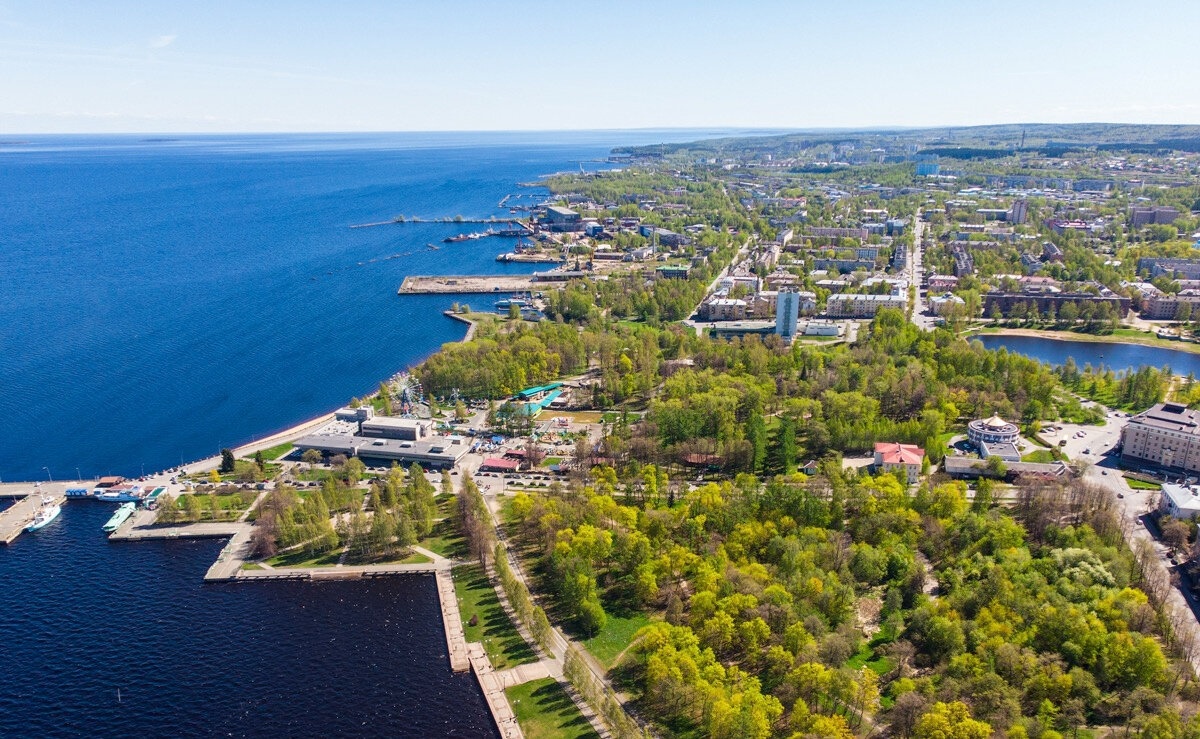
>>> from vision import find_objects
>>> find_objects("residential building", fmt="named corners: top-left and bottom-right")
top-left (1139, 257), bottom-right (1200, 280)
top-left (805, 226), bottom-right (868, 240)
top-left (765, 269), bottom-right (801, 290)
top-left (775, 290), bottom-right (801, 338)
top-left (873, 442), bottom-right (925, 483)
top-left (1130, 206), bottom-right (1180, 228)
top-left (981, 291), bottom-right (1129, 318)
top-left (816, 278), bottom-right (854, 293)
top-left (813, 258), bottom-right (876, 273)
top-left (1121, 402), bottom-right (1200, 472)
top-left (1144, 289), bottom-right (1200, 319)
top-left (930, 292), bottom-right (966, 316)
top-left (825, 293), bottom-right (907, 317)
top-left (719, 272), bottom-right (761, 292)
top-left (700, 297), bottom-right (748, 321)
top-left (927, 275), bottom-right (959, 292)
top-left (1009, 199), bottom-right (1029, 224)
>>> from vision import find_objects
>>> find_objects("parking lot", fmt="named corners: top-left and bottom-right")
top-left (1038, 407), bottom-right (1128, 465)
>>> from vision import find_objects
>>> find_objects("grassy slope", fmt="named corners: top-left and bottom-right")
top-left (506, 678), bottom-right (600, 739)
top-left (452, 563), bottom-right (538, 670)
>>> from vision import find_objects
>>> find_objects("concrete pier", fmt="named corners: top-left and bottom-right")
top-left (0, 492), bottom-right (66, 544)
top-left (469, 643), bottom-right (524, 739)
top-left (399, 275), bottom-right (544, 295)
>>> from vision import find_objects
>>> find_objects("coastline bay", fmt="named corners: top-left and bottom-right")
top-left (0, 131), bottom-right (696, 482)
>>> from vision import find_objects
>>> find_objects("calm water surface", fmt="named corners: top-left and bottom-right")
top-left (0, 503), bottom-right (498, 737)
top-left (0, 130), bottom-right (730, 481)
top-left (974, 333), bottom-right (1200, 375)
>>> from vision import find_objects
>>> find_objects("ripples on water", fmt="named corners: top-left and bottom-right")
top-left (0, 504), bottom-right (499, 737)
top-left (0, 131), bottom-right (662, 482)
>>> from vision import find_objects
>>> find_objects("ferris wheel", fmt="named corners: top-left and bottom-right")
top-left (392, 374), bottom-right (426, 416)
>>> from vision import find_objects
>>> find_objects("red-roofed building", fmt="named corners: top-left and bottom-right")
top-left (480, 457), bottom-right (520, 472)
top-left (873, 442), bottom-right (925, 483)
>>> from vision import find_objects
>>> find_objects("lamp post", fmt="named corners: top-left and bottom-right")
top-left (43, 466), bottom-right (53, 483)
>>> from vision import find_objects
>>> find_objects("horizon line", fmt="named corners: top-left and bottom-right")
top-left (4, 120), bottom-right (1200, 138)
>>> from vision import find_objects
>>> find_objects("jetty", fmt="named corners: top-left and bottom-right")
top-left (349, 217), bottom-right (530, 230)
top-left (399, 275), bottom-right (543, 294)
top-left (496, 252), bottom-right (563, 263)
top-left (0, 491), bottom-right (66, 545)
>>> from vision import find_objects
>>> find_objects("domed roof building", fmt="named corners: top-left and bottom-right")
top-left (967, 415), bottom-right (1021, 447)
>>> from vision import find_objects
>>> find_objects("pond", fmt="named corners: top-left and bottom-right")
top-left (973, 333), bottom-right (1200, 376)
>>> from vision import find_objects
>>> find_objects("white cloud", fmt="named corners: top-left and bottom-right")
top-left (148, 34), bottom-right (176, 49)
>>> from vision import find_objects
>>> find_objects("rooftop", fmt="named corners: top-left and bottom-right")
top-left (1162, 484), bottom-right (1200, 514)
top-left (874, 441), bottom-right (925, 465)
top-left (1130, 403), bottom-right (1200, 434)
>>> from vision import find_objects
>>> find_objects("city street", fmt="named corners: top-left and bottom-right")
top-left (909, 210), bottom-right (937, 331)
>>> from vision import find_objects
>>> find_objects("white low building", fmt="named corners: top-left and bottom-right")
top-left (930, 292), bottom-right (966, 316)
top-left (1159, 483), bottom-right (1200, 520)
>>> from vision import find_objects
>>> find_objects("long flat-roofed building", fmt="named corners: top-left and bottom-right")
top-left (1121, 402), bottom-right (1200, 472)
top-left (294, 432), bottom-right (469, 469)
top-left (360, 417), bottom-right (431, 441)
top-left (826, 293), bottom-right (907, 317)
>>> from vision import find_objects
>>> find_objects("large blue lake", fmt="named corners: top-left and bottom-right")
top-left (0, 130), bottom-right (749, 735)
top-left (0, 130), bottom-right (740, 482)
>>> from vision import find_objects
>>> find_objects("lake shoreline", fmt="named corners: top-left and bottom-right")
top-left (970, 327), bottom-right (1200, 356)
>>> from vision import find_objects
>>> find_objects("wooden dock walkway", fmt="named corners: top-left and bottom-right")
top-left (0, 492), bottom-right (66, 545)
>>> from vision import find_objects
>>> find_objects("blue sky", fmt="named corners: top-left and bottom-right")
top-left (2, 0), bottom-right (1199, 133)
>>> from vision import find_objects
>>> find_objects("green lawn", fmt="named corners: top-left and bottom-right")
top-left (540, 457), bottom-right (562, 467)
top-left (582, 609), bottom-right (653, 668)
top-left (1022, 449), bottom-right (1066, 463)
top-left (294, 468), bottom-right (335, 482)
top-left (420, 497), bottom-right (467, 558)
top-left (846, 642), bottom-right (894, 676)
top-left (342, 549), bottom-right (432, 566)
top-left (264, 548), bottom-right (342, 568)
top-left (1126, 477), bottom-right (1163, 490)
top-left (255, 441), bottom-right (295, 461)
top-left (452, 564), bottom-right (537, 670)
top-left (506, 678), bottom-right (599, 739)
top-left (167, 491), bottom-right (254, 521)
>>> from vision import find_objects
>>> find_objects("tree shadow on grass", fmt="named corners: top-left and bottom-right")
top-left (528, 681), bottom-right (597, 737)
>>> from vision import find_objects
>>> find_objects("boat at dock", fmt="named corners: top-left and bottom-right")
top-left (25, 499), bottom-right (62, 532)
top-left (94, 484), bottom-right (143, 503)
top-left (102, 502), bottom-right (137, 533)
